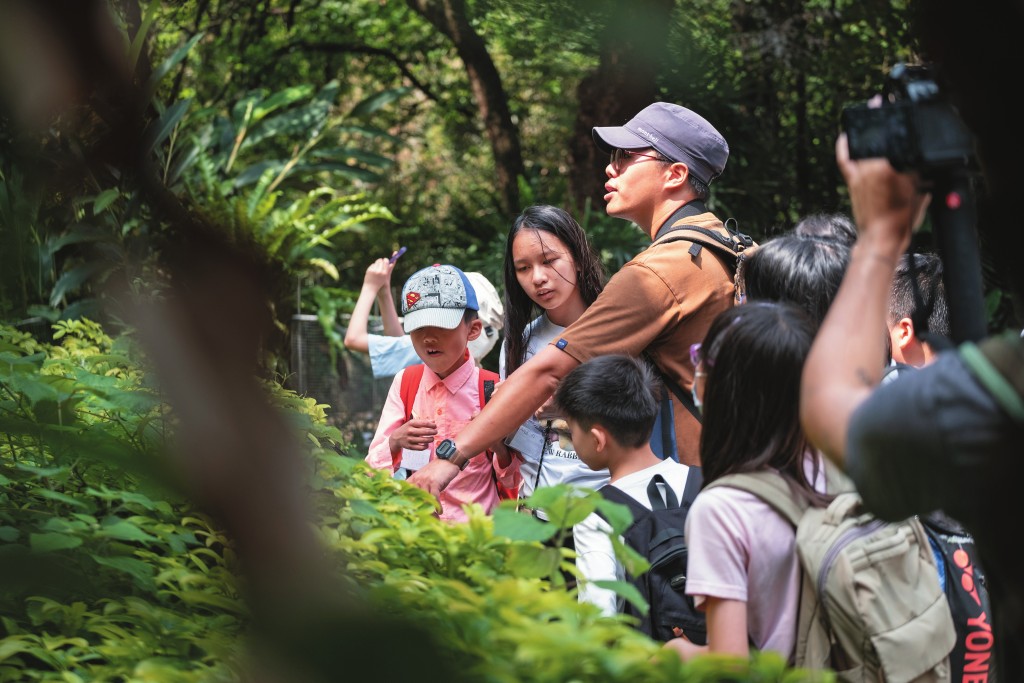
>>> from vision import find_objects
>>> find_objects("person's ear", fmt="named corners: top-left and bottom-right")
top-left (466, 318), bottom-right (483, 341)
top-left (664, 161), bottom-right (690, 191)
top-left (591, 425), bottom-right (609, 452)
top-left (893, 317), bottom-right (915, 351)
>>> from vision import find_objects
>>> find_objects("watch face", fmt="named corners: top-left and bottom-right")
top-left (436, 439), bottom-right (456, 459)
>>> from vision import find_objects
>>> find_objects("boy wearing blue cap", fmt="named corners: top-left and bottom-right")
top-left (365, 264), bottom-right (521, 523)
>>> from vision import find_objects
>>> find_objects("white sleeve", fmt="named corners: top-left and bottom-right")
top-left (367, 335), bottom-right (420, 379)
top-left (573, 511), bottom-right (622, 617)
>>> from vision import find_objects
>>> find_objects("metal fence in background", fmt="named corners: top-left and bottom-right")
top-left (288, 314), bottom-right (392, 455)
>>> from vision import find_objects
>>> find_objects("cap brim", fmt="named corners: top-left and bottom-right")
top-left (592, 125), bottom-right (650, 153)
top-left (403, 307), bottom-right (465, 333)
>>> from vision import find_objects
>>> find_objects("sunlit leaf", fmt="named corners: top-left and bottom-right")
top-left (492, 507), bottom-right (556, 542)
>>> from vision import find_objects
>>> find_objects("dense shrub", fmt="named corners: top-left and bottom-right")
top-left (0, 321), bottom-right (828, 682)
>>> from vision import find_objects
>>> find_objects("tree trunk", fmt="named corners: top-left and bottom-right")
top-left (407, 0), bottom-right (524, 216)
top-left (568, 0), bottom-right (674, 218)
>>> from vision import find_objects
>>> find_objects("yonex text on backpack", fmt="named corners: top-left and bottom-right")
top-left (599, 470), bottom-right (706, 644)
top-left (706, 463), bottom-right (956, 682)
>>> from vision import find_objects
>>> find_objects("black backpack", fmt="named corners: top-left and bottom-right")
top-left (598, 469), bottom-right (705, 643)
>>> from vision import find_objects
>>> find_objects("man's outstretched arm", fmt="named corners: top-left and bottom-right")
top-left (800, 133), bottom-right (930, 464)
top-left (406, 344), bottom-right (579, 499)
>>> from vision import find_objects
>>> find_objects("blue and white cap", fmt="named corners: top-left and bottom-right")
top-left (402, 264), bottom-right (479, 333)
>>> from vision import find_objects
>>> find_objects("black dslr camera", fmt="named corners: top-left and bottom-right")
top-left (841, 63), bottom-right (975, 174)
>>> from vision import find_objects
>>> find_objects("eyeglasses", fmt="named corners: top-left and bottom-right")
top-left (610, 148), bottom-right (668, 173)
top-left (689, 342), bottom-right (709, 369)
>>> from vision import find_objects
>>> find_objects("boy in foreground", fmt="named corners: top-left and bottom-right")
top-left (365, 264), bottom-right (520, 523)
top-left (555, 354), bottom-right (696, 615)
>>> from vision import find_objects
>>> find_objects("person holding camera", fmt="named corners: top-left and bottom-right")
top-left (800, 131), bottom-right (1022, 681)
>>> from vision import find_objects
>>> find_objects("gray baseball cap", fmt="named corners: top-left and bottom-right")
top-left (592, 102), bottom-right (729, 185)
top-left (402, 264), bottom-right (479, 333)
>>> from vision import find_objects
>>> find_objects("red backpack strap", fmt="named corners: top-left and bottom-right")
top-left (396, 364), bottom-right (426, 471)
top-left (400, 364), bottom-right (426, 422)
top-left (478, 368), bottom-right (517, 500)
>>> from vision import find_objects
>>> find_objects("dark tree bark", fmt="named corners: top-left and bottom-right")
top-left (406, 0), bottom-right (525, 215)
top-left (568, 0), bottom-right (675, 218)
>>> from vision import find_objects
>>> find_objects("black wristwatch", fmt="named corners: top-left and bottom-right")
top-left (436, 438), bottom-right (470, 470)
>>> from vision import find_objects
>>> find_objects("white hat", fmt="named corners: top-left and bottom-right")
top-left (465, 272), bottom-right (504, 362)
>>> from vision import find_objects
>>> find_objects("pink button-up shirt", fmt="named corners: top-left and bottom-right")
top-left (366, 357), bottom-right (521, 523)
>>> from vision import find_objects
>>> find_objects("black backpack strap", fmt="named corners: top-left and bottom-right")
top-left (680, 466), bottom-right (702, 507)
top-left (599, 483), bottom-right (648, 519)
top-left (646, 473), bottom-right (680, 510)
top-left (646, 356), bottom-right (701, 423)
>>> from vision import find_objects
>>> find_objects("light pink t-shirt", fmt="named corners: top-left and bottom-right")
top-left (684, 455), bottom-right (825, 661)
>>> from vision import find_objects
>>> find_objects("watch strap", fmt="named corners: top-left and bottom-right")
top-left (448, 448), bottom-right (471, 470)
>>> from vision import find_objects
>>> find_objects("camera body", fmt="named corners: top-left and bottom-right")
top-left (841, 63), bottom-right (975, 173)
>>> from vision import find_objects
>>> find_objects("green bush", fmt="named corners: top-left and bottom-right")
top-left (0, 320), bottom-right (829, 682)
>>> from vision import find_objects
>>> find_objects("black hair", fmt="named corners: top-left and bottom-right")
top-left (791, 212), bottom-right (858, 247)
top-left (462, 308), bottom-right (479, 325)
top-left (888, 252), bottom-right (950, 338)
top-left (742, 233), bottom-right (851, 328)
top-left (502, 205), bottom-right (605, 375)
top-left (688, 175), bottom-right (710, 200)
top-left (554, 354), bottom-right (659, 448)
top-left (698, 302), bottom-right (827, 503)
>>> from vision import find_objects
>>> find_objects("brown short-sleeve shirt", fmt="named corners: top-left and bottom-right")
top-left (555, 212), bottom-right (735, 465)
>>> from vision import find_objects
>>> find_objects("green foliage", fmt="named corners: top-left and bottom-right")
top-left (1, 319), bottom-right (830, 681)
top-left (0, 321), bottom-right (245, 680)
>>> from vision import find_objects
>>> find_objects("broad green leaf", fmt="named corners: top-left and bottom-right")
top-left (252, 84), bottom-right (315, 122)
top-left (503, 544), bottom-right (561, 579)
top-left (593, 579), bottom-right (649, 615)
top-left (143, 98), bottom-right (192, 157)
top-left (0, 637), bottom-right (36, 662)
top-left (146, 32), bottom-right (205, 95)
top-left (92, 189), bottom-right (120, 215)
top-left (90, 555), bottom-right (156, 590)
top-left (349, 86), bottom-right (414, 118)
top-left (127, 0), bottom-right (161, 73)
top-left (1, 372), bottom-right (60, 405)
top-left (97, 520), bottom-right (159, 544)
top-left (0, 351), bottom-right (45, 375)
top-left (30, 532), bottom-right (82, 552)
top-left (50, 262), bottom-right (108, 306)
top-left (492, 507), bottom-right (557, 542)
top-left (15, 463), bottom-right (69, 478)
top-left (594, 497), bottom-right (636, 534)
top-left (0, 527), bottom-right (19, 542)
top-left (41, 517), bottom-right (87, 533)
top-left (173, 590), bottom-right (245, 614)
top-left (243, 100), bottom-right (330, 148)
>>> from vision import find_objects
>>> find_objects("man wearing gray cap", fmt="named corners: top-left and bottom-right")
top-left (409, 103), bottom-right (739, 502)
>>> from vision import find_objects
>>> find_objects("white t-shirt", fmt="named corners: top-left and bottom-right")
top-left (684, 453), bottom-right (826, 661)
top-left (574, 459), bottom-right (693, 616)
top-left (499, 314), bottom-right (610, 499)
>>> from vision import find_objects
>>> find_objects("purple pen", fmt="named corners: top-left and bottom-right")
top-left (389, 246), bottom-right (407, 264)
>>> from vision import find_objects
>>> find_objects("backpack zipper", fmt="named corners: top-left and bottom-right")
top-left (816, 519), bottom-right (885, 593)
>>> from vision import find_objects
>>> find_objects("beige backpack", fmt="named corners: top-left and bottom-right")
top-left (706, 464), bottom-right (955, 682)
